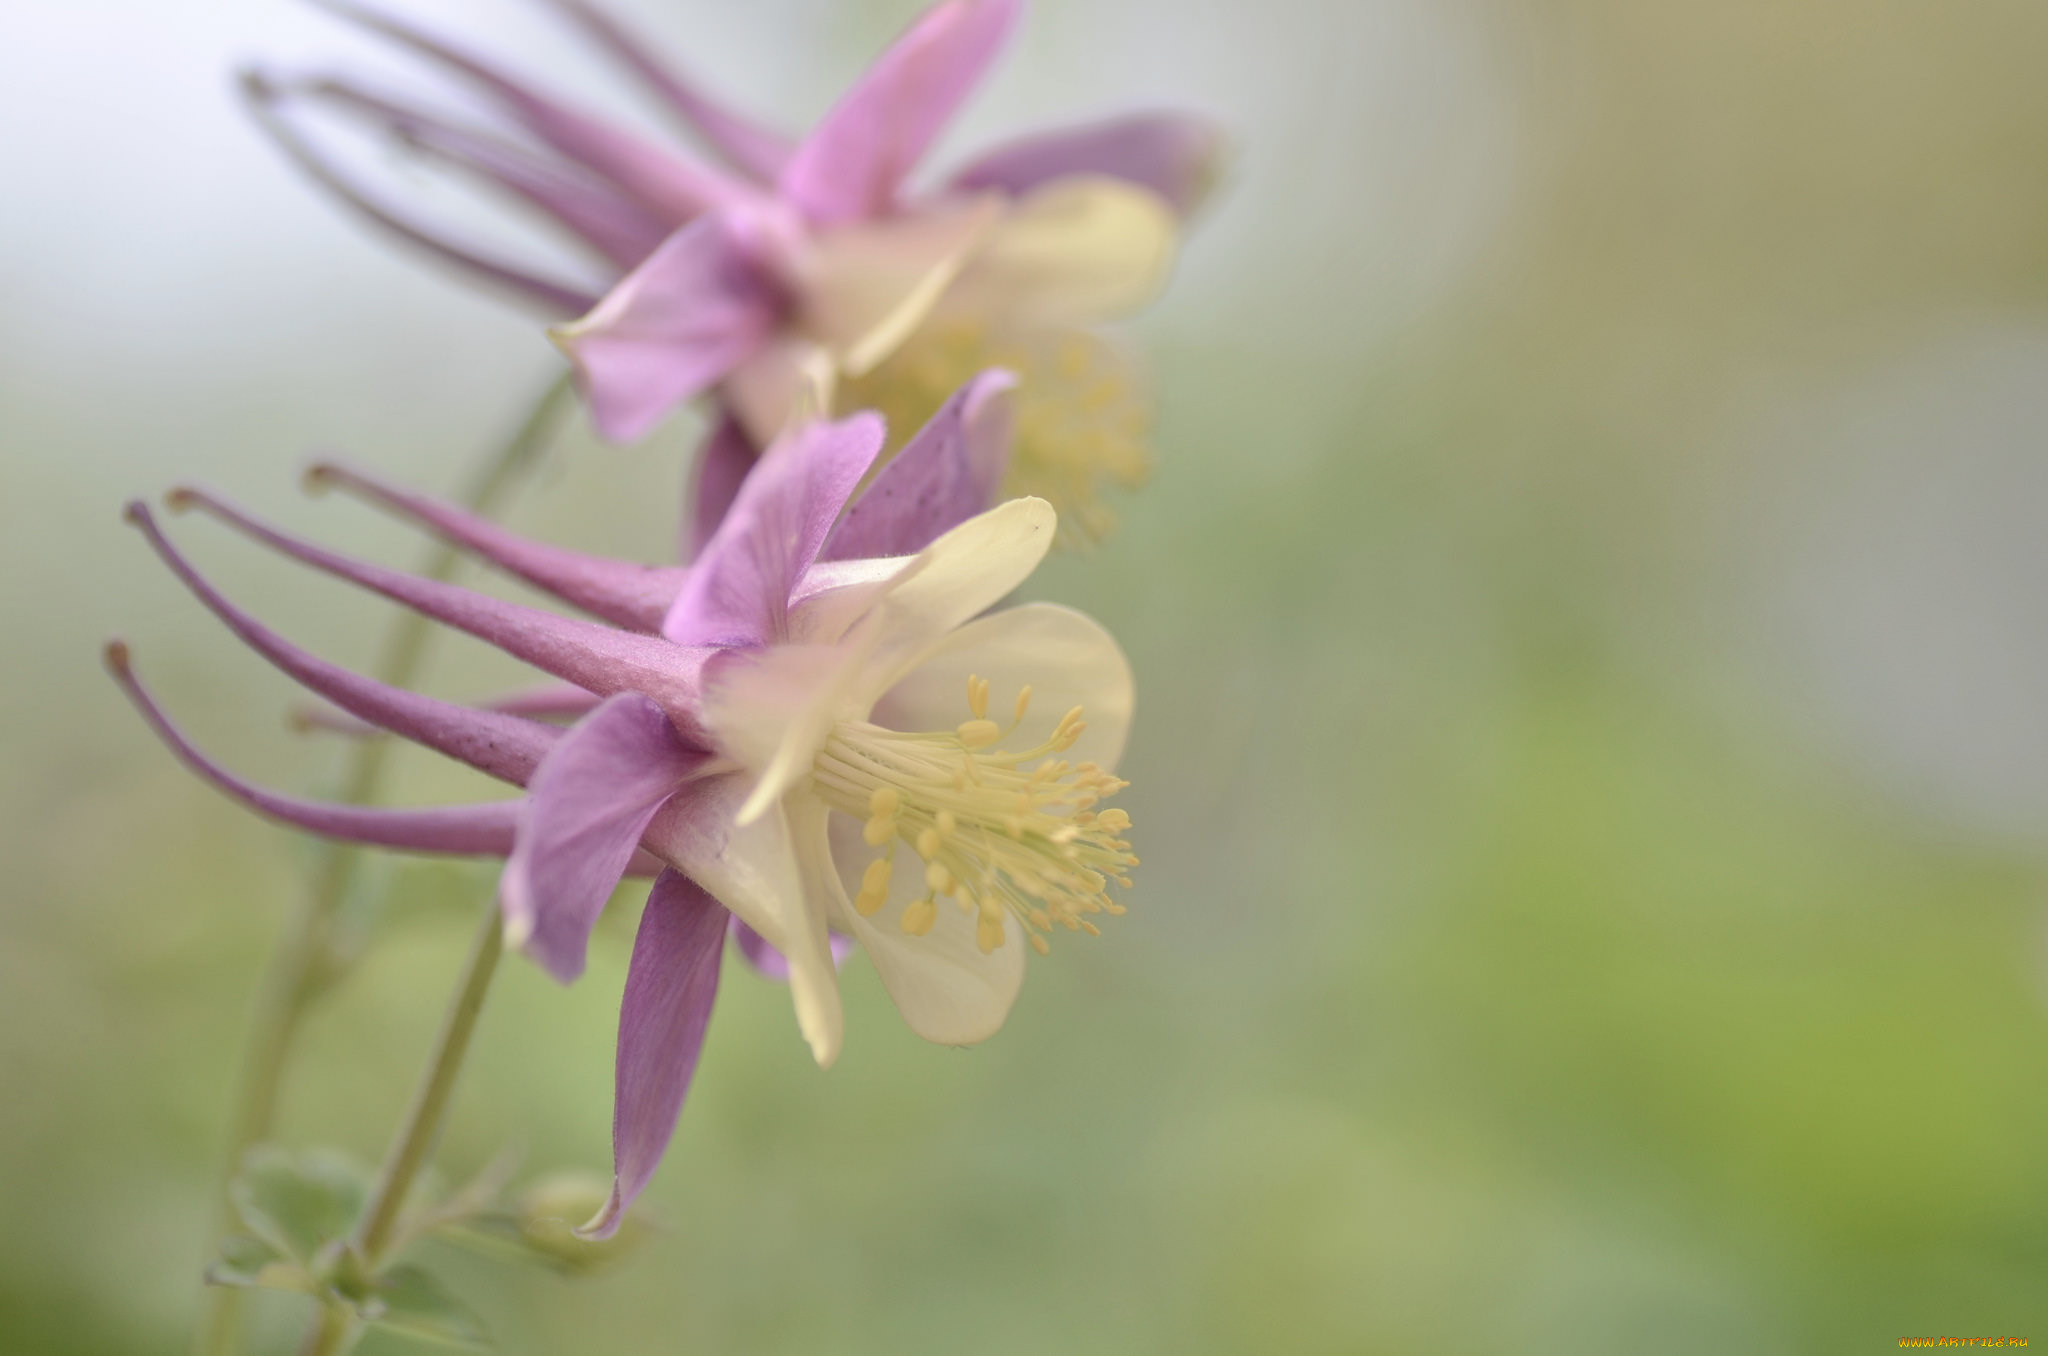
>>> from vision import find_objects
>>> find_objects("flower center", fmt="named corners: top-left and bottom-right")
top-left (837, 319), bottom-right (1150, 547)
top-left (809, 674), bottom-right (1137, 955)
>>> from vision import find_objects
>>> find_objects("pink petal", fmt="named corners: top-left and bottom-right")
top-left (661, 413), bottom-right (885, 647)
top-left (779, 0), bottom-right (1024, 225)
top-left (580, 868), bottom-right (726, 1240)
top-left (642, 772), bottom-right (843, 1065)
top-left (503, 694), bottom-right (707, 983)
top-left (823, 369), bottom-right (1015, 561)
top-left (947, 111), bottom-right (1226, 217)
top-left (308, 460), bottom-right (686, 632)
top-left (107, 641), bottom-right (525, 856)
top-left (552, 211), bottom-right (785, 443)
top-left (537, 0), bottom-right (794, 183)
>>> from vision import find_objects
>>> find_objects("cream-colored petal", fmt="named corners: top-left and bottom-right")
top-left (825, 812), bottom-right (1027, 1046)
top-left (939, 175), bottom-right (1179, 326)
top-left (873, 602), bottom-right (1134, 769)
top-left (706, 643), bottom-right (868, 825)
top-left (723, 336), bottom-right (835, 447)
top-left (643, 773), bottom-right (843, 1065)
top-left (800, 195), bottom-right (1004, 377)
top-left (840, 496), bottom-right (1058, 716)
top-left (705, 500), bottom-right (1054, 825)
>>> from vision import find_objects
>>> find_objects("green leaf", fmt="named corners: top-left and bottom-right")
top-left (204, 1234), bottom-right (316, 1294)
top-left (357, 1265), bottom-right (492, 1350)
top-left (229, 1147), bottom-right (371, 1267)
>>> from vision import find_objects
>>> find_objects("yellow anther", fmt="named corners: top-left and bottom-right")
top-left (957, 718), bottom-right (1002, 749)
top-left (855, 858), bottom-right (893, 916)
top-left (1028, 933), bottom-right (1051, 957)
top-left (1013, 685), bottom-right (1033, 725)
top-left (812, 688), bottom-right (1137, 962)
top-left (901, 897), bottom-right (938, 936)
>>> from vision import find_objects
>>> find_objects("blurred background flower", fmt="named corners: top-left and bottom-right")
top-left (8, 0), bottom-right (2048, 1352)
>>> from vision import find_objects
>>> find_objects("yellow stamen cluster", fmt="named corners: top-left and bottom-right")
top-left (837, 319), bottom-right (1150, 547)
top-left (811, 674), bottom-right (1137, 956)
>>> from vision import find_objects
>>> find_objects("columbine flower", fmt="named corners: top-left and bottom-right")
top-left (108, 380), bottom-right (1136, 1233)
top-left (248, 0), bottom-right (1224, 542)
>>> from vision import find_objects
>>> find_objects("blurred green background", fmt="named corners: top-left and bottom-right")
top-left (9, 0), bottom-right (2048, 1351)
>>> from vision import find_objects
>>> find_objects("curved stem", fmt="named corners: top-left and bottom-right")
top-left (197, 372), bottom-right (576, 1356)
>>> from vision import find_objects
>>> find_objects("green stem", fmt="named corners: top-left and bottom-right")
top-left (298, 899), bottom-right (505, 1356)
top-left (197, 373), bottom-right (576, 1356)
top-left (354, 898), bottom-right (505, 1264)
top-left (296, 1302), bottom-right (356, 1356)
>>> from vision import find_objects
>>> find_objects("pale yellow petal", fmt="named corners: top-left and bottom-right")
top-left (839, 496), bottom-right (1058, 716)
top-left (643, 773), bottom-right (844, 1065)
top-left (707, 643), bottom-right (868, 825)
top-left (940, 175), bottom-right (1179, 326)
top-left (825, 812), bottom-right (1027, 1046)
top-left (704, 500), bottom-right (1056, 823)
top-left (872, 602), bottom-right (1134, 769)
top-left (799, 195), bottom-right (1004, 377)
